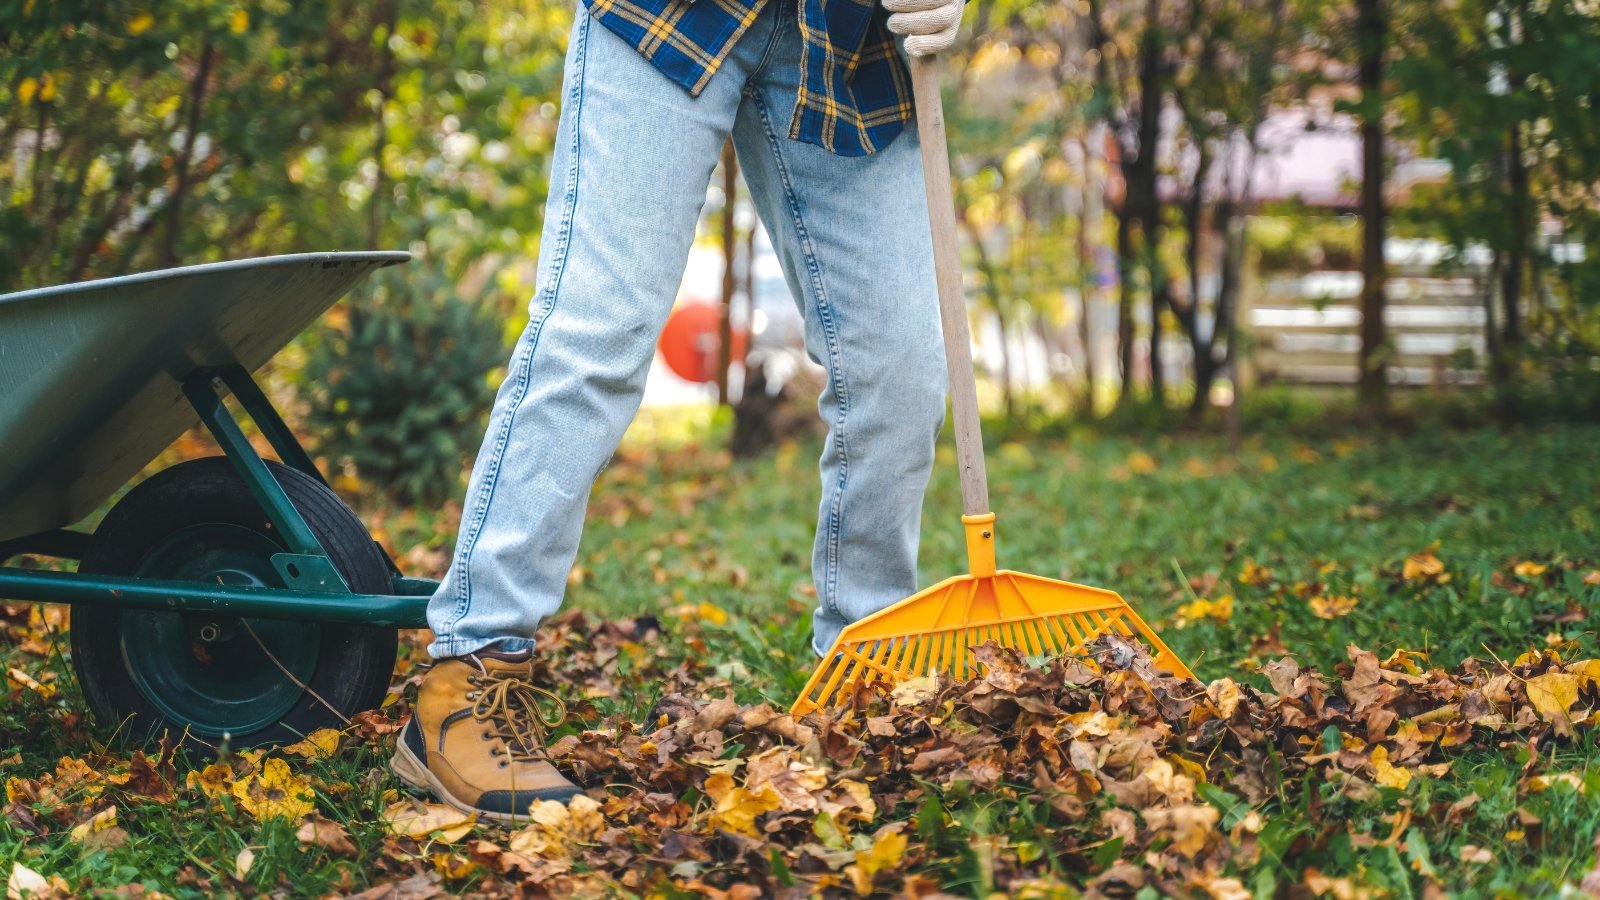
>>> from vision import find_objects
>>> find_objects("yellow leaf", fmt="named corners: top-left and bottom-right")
top-left (384, 799), bottom-right (475, 843)
top-left (507, 795), bottom-right (605, 857)
top-left (1513, 560), bottom-right (1548, 578)
top-left (845, 825), bottom-right (908, 894)
top-left (127, 12), bottom-right (154, 35)
top-left (16, 78), bottom-right (37, 105)
top-left (1403, 550), bottom-right (1444, 582)
top-left (1569, 659), bottom-right (1600, 689)
top-left (1127, 450), bottom-right (1158, 474)
top-left (229, 9), bottom-right (249, 33)
top-left (231, 758), bottom-right (314, 822)
top-left (282, 729), bottom-right (341, 760)
top-left (1239, 561), bottom-right (1272, 587)
top-left (186, 762), bottom-right (233, 800)
top-left (7, 667), bottom-right (55, 698)
top-left (1370, 745), bottom-right (1412, 790)
top-left (1525, 672), bottom-right (1580, 722)
top-left (1310, 594), bottom-right (1357, 620)
top-left (1529, 772), bottom-right (1585, 793)
top-left (68, 807), bottom-right (117, 842)
top-left (430, 850), bottom-right (478, 880)
top-left (1177, 595), bottom-right (1233, 627)
top-left (703, 773), bottom-right (781, 837)
top-left (37, 74), bottom-right (56, 103)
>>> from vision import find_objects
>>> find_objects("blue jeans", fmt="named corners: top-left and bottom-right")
top-left (426, 0), bottom-right (947, 659)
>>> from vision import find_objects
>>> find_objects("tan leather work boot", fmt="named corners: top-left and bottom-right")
top-left (391, 648), bottom-right (582, 822)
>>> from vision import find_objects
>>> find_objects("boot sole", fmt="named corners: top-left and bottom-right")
top-left (391, 731), bottom-right (558, 826)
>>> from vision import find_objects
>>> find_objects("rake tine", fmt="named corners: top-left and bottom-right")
top-left (815, 648), bottom-right (860, 706)
top-left (882, 635), bottom-right (909, 677)
top-left (1019, 619), bottom-right (1044, 656)
top-left (1029, 619), bottom-right (1054, 654)
top-left (1061, 614), bottom-right (1089, 649)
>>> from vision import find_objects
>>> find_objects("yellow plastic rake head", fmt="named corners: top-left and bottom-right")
top-left (791, 515), bottom-right (1193, 715)
top-left (791, 54), bottom-right (1193, 716)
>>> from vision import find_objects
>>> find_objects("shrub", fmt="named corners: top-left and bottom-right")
top-left (298, 265), bottom-right (505, 507)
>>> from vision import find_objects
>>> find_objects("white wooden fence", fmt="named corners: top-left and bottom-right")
top-left (1248, 246), bottom-right (1490, 387)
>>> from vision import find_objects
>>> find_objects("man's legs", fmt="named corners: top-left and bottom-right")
top-left (401, 2), bottom-right (791, 822)
top-left (730, 32), bottom-right (948, 656)
top-left (426, 5), bottom-right (776, 658)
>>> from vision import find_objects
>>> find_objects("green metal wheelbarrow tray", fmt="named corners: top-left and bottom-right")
top-left (0, 252), bottom-right (434, 749)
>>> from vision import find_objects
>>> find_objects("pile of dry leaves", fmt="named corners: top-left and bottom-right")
top-left (9, 607), bottom-right (1600, 898)
top-left (355, 615), bottom-right (1600, 898)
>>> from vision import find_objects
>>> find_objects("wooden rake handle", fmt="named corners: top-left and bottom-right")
top-left (910, 54), bottom-right (990, 517)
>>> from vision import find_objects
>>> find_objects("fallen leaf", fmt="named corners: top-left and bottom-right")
top-left (6, 862), bottom-right (50, 900)
top-left (282, 729), bottom-right (342, 760)
top-left (67, 806), bottom-right (116, 842)
top-left (844, 824), bottom-right (908, 894)
top-left (297, 816), bottom-right (358, 855)
top-left (1525, 672), bottom-right (1581, 728)
top-left (1458, 844), bottom-right (1492, 864)
top-left (231, 758), bottom-right (314, 822)
top-left (1403, 550), bottom-right (1445, 582)
top-left (1370, 745), bottom-right (1412, 790)
top-left (384, 799), bottom-right (475, 844)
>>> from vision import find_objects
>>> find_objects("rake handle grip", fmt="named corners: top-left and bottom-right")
top-left (911, 54), bottom-right (990, 517)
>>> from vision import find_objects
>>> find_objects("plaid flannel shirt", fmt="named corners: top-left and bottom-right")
top-left (583, 0), bottom-right (913, 156)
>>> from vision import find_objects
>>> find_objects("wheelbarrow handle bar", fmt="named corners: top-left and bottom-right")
top-left (911, 54), bottom-right (991, 518)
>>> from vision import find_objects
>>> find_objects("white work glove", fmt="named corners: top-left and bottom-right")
top-left (882, 0), bottom-right (963, 57)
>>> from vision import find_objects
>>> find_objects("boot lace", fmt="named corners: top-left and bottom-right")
top-left (467, 670), bottom-right (567, 762)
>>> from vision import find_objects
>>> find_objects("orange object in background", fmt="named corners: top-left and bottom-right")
top-left (657, 302), bottom-right (748, 384)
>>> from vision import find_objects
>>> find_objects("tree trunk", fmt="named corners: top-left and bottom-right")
top-left (1077, 128), bottom-right (1106, 407)
top-left (1501, 120), bottom-right (1526, 358)
top-left (1356, 0), bottom-right (1388, 405)
top-left (1149, 256), bottom-right (1165, 407)
top-left (162, 38), bottom-right (217, 267)
top-left (1115, 211), bottom-right (1136, 407)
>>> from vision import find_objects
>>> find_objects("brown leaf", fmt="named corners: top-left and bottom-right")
top-left (297, 816), bottom-right (357, 856)
top-left (347, 873), bottom-right (443, 900)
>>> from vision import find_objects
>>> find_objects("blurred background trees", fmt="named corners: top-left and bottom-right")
top-left (4, 0), bottom-right (1598, 507)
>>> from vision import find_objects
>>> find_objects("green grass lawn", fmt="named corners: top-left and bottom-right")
top-left (3, 417), bottom-right (1598, 896)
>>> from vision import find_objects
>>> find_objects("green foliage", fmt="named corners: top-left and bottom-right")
top-left (1389, 0), bottom-right (1600, 375)
top-left (0, 0), bottom-right (396, 290)
top-left (298, 266), bottom-right (503, 505)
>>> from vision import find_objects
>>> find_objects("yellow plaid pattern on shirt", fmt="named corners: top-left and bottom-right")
top-left (584, 0), bottom-right (913, 156)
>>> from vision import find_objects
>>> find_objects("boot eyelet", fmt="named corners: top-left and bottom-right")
top-left (482, 732), bottom-right (492, 741)
top-left (466, 691), bottom-right (479, 700)
top-left (498, 761), bottom-right (508, 769)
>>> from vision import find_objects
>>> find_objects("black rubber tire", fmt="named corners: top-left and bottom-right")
top-left (72, 457), bottom-right (398, 750)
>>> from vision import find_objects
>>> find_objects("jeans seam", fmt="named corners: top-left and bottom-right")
top-left (437, 12), bottom-right (592, 642)
top-left (750, 90), bottom-right (850, 619)
top-left (741, 0), bottom-right (787, 94)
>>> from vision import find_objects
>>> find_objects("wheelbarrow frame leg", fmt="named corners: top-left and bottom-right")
top-left (0, 364), bottom-right (434, 628)
top-left (183, 366), bottom-right (353, 594)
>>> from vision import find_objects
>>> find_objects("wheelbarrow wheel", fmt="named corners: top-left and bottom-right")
top-left (71, 457), bottom-right (397, 750)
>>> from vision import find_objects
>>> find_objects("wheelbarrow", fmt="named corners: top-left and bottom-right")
top-left (0, 252), bottom-right (433, 749)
